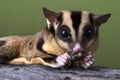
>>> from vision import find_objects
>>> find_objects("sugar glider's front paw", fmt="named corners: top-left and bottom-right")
top-left (51, 53), bottom-right (71, 68)
top-left (82, 51), bottom-right (95, 69)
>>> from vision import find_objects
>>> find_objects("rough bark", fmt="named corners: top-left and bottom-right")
top-left (0, 64), bottom-right (120, 80)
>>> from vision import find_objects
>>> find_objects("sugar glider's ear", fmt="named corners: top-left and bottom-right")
top-left (43, 7), bottom-right (61, 29)
top-left (93, 13), bottom-right (111, 26)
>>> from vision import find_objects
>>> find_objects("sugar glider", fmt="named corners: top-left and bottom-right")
top-left (0, 8), bottom-right (111, 69)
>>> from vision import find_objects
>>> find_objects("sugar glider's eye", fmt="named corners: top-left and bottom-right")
top-left (59, 26), bottom-right (71, 41)
top-left (83, 25), bottom-right (94, 39)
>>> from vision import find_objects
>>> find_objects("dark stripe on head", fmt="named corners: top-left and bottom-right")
top-left (71, 11), bottom-right (81, 37)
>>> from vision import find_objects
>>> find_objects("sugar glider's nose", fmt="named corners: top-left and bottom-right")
top-left (73, 43), bottom-right (82, 53)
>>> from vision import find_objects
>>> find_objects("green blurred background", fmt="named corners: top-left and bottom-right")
top-left (0, 0), bottom-right (119, 68)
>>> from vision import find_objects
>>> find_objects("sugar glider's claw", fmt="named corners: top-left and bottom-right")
top-left (82, 51), bottom-right (95, 69)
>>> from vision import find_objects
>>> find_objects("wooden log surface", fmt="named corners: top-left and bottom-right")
top-left (0, 64), bottom-right (120, 80)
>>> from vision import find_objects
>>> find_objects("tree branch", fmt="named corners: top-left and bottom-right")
top-left (0, 64), bottom-right (120, 80)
